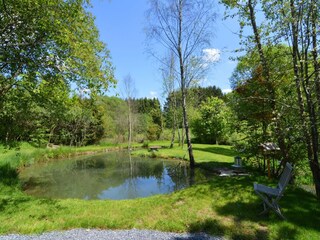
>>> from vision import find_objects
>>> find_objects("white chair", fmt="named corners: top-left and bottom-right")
top-left (253, 162), bottom-right (293, 219)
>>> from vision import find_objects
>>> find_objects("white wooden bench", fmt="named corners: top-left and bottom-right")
top-left (254, 162), bottom-right (293, 219)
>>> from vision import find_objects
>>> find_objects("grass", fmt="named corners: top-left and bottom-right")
top-left (0, 142), bottom-right (127, 169)
top-left (0, 141), bottom-right (320, 239)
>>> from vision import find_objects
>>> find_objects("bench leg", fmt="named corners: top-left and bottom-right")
top-left (259, 202), bottom-right (270, 215)
top-left (255, 190), bottom-right (286, 220)
top-left (272, 199), bottom-right (286, 220)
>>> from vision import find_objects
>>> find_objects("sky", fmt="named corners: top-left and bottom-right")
top-left (90, 0), bottom-right (241, 101)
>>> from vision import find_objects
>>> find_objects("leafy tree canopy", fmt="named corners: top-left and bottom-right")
top-left (0, 0), bottom-right (115, 99)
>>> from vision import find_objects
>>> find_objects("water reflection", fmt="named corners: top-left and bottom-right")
top-left (20, 151), bottom-right (196, 200)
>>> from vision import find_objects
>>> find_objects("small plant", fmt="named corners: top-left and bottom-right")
top-left (142, 141), bottom-right (149, 148)
top-left (150, 151), bottom-right (157, 158)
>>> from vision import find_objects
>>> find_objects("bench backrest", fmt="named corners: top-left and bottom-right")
top-left (278, 162), bottom-right (293, 193)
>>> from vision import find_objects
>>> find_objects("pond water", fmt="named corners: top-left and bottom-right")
top-left (19, 151), bottom-right (196, 200)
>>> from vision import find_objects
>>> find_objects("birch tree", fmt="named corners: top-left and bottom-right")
top-left (123, 74), bottom-right (136, 150)
top-left (146, 0), bottom-right (216, 167)
top-left (161, 52), bottom-right (178, 148)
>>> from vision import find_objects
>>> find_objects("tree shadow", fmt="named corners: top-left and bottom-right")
top-left (183, 168), bottom-right (320, 239)
top-left (187, 218), bottom-right (225, 237)
top-left (182, 170), bottom-right (269, 239)
top-left (209, 176), bottom-right (320, 239)
top-left (0, 163), bottom-right (19, 186)
top-left (185, 205), bottom-right (269, 240)
top-left (194, 161), bottom-right (249, 179)
top-left (0, 192), bottom-right (66, 218)
top-left (193, 146), bottom-right (237, 157)
top-left (279, 188), bottom-right (320, 232)
top-left (0, 163), bottom-right (65, 214)
top-left (195, 161), bottom-right (233, 171)
top-left (171, 219), bottom-right (224, 239)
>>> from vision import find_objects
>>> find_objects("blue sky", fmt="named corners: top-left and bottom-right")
top-left (90, 0), bottom-right (241, 101)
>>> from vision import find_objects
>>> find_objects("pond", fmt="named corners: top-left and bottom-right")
top-left (19, 151), bottom-right (198, 200)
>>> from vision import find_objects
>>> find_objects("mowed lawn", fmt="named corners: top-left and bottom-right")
top-left (0, 142), bottom-right (319, 239)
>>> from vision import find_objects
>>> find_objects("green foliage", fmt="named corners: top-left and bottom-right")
top-left (146, 123), bottom-right (162, 141)
top-left (0, 83), bottom-right (105, 147)
top-left (133, 97), bottom-right (163, 137)
top-left (0, 0), bottom-right (115, 96)
top-left (191, 97), bottom-right (231, 144)
top-left (228, 45), bottom-right (309, 171)
top-left (163, 86), bottom-right (224, 129)
top-left (0, 0), bottom-right (114, 147)
top-left (222, 0), bottom-right (320, 197)
top-left (97, 96), bottom-right (163, 143)
top-left (52, 97), bottom-right (105, 146)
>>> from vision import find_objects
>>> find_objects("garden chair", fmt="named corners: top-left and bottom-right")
top-left (253, 162), bottom-right (293, 220)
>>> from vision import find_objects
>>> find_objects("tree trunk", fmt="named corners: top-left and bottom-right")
top-left (248, 0), bottom-right (269, 81)
top-left (181, 120), bottom-right (185, 147)
top-left (177, 126), bottom-right (181, 146)
top-left (128, 101), bottom-right (132, 150)
top-left (311, 0), bottom-right (320, 106)
top-left (170, 91), bottom-right (177, 149)
top-left (176, 0), bottom-right (194, 168)
top-left (290, 0), bottom-right (320, 198)
top-left (181, 88), bottom-right (195, 167)
top-left (170, 124), bottom-right (176, 149)
top-left (310, 1), bottom-right (320, 198)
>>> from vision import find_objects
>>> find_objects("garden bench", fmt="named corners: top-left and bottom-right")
top-left (149, 146), bottom-right (161, 152)
top-left (253, 162), bottom-right (293, 219)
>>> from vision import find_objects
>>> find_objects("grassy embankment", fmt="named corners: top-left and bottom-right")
top-left (0, 142), bottom-right (320, 239)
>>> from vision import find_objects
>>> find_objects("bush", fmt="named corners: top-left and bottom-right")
top-left (147, 124), bottom-right (162, 141)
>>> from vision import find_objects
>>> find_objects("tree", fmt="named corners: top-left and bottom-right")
top-left (98, 96), bottom-right (129, 142)
top-left (0, 0), bottom-right (115, 145)
top-left (229, 45), bottom-right (303, 171)
top-left (132, 97), bottom-right (163, 141)
top-left (0, 0), bottom-right (114, 98)
top-left (161, 52), bottom-right (177, 148)
top-left (122, 75), bottom-right (136, 149)
top-left (191, 97), bottom-right (230, 144)
top-left (146, 0), bottom-right (216, 167)
top-left (222, 0), bottom-right (320, 198)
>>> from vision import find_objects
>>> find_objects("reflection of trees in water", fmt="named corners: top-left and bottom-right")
top-left (20, 151), bottom-right (197, 199)
top-left (166, 162), bottom-right (190, 191)
top-left (125, 151), bottom-right (138, 198)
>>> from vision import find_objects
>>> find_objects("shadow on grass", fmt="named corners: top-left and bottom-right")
top-left (0, 163), bottom-right (19, 186)
top-left (195, 161), bottom-right (233, 172)
top-left (193, 146), bottom-right (237, 157)
top-left (173, 221), bottom-right (224, 239)
top-left (0, 162), bottom-right (65, 215)
top-left (187, 218), bottom-right (268, 239)
top-left (194, 171), bottom-right (320, 239)
top-left (0, 192), bottom-right (65, 220)
top-left (187, 218), bottom-right (225, 237)
top-left (183, 165), bottom-right (269, 239)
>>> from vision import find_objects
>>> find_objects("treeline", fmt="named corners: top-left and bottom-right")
top-left (0, 87), bottom-right (105, 147)
top-left (99, 86), bottom-right (225, 145)
top-left (0, 83), bottom-right (227, 147)
top-left (98, 97), bottom-right (162, 143)
top-left (163, 86), bottom-right (227, 145)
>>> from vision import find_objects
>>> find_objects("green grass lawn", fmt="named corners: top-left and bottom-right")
top-left (0, 142), bottom-right (320, 239)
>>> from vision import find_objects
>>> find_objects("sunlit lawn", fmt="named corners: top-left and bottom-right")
top-left (0, 142), bottom-right (319, 239)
